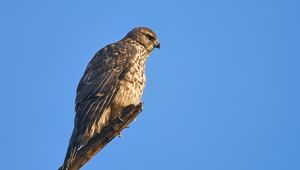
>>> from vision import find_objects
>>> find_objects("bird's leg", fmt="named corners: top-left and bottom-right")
top-left (110, 123), bottom-right (122, 138)
top-left (114, 103), bottom-right (142, 138)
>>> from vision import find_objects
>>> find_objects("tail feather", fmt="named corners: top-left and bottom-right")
top-left (59, 129), bottom-right (80, 170)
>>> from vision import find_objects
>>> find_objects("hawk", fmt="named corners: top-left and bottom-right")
top-left (61, 27), bottom-right (160, 169)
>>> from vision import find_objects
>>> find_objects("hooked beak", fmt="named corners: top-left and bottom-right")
top-left (154, 42), bottom-right (160, 49)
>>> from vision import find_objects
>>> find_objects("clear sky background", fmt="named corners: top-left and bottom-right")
top-left (1, 0), bottom-right (299, 170)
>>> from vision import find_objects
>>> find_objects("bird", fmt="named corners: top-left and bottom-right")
top-left (61, 27), bottom-right (160, 170)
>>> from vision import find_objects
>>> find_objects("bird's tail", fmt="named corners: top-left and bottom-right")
top-left (59, 129), bottom-right (80, 170)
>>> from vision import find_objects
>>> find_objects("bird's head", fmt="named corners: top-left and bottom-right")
top-left (125, 27), bottom-right (160, 52)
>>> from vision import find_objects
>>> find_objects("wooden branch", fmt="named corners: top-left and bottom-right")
top-left (58, 103), bottom-right (143, 170)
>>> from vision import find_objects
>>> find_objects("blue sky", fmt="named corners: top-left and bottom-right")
top-left (1, 0), bottom-right (299, 170)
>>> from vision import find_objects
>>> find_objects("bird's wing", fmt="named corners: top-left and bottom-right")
top-left (62, 42), bottom-right (136, 169)
top-left (75, 43), bottom-right (136, 139)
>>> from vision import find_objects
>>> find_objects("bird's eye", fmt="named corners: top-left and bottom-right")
top-left (146, 34), bottom-right (154, 41)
